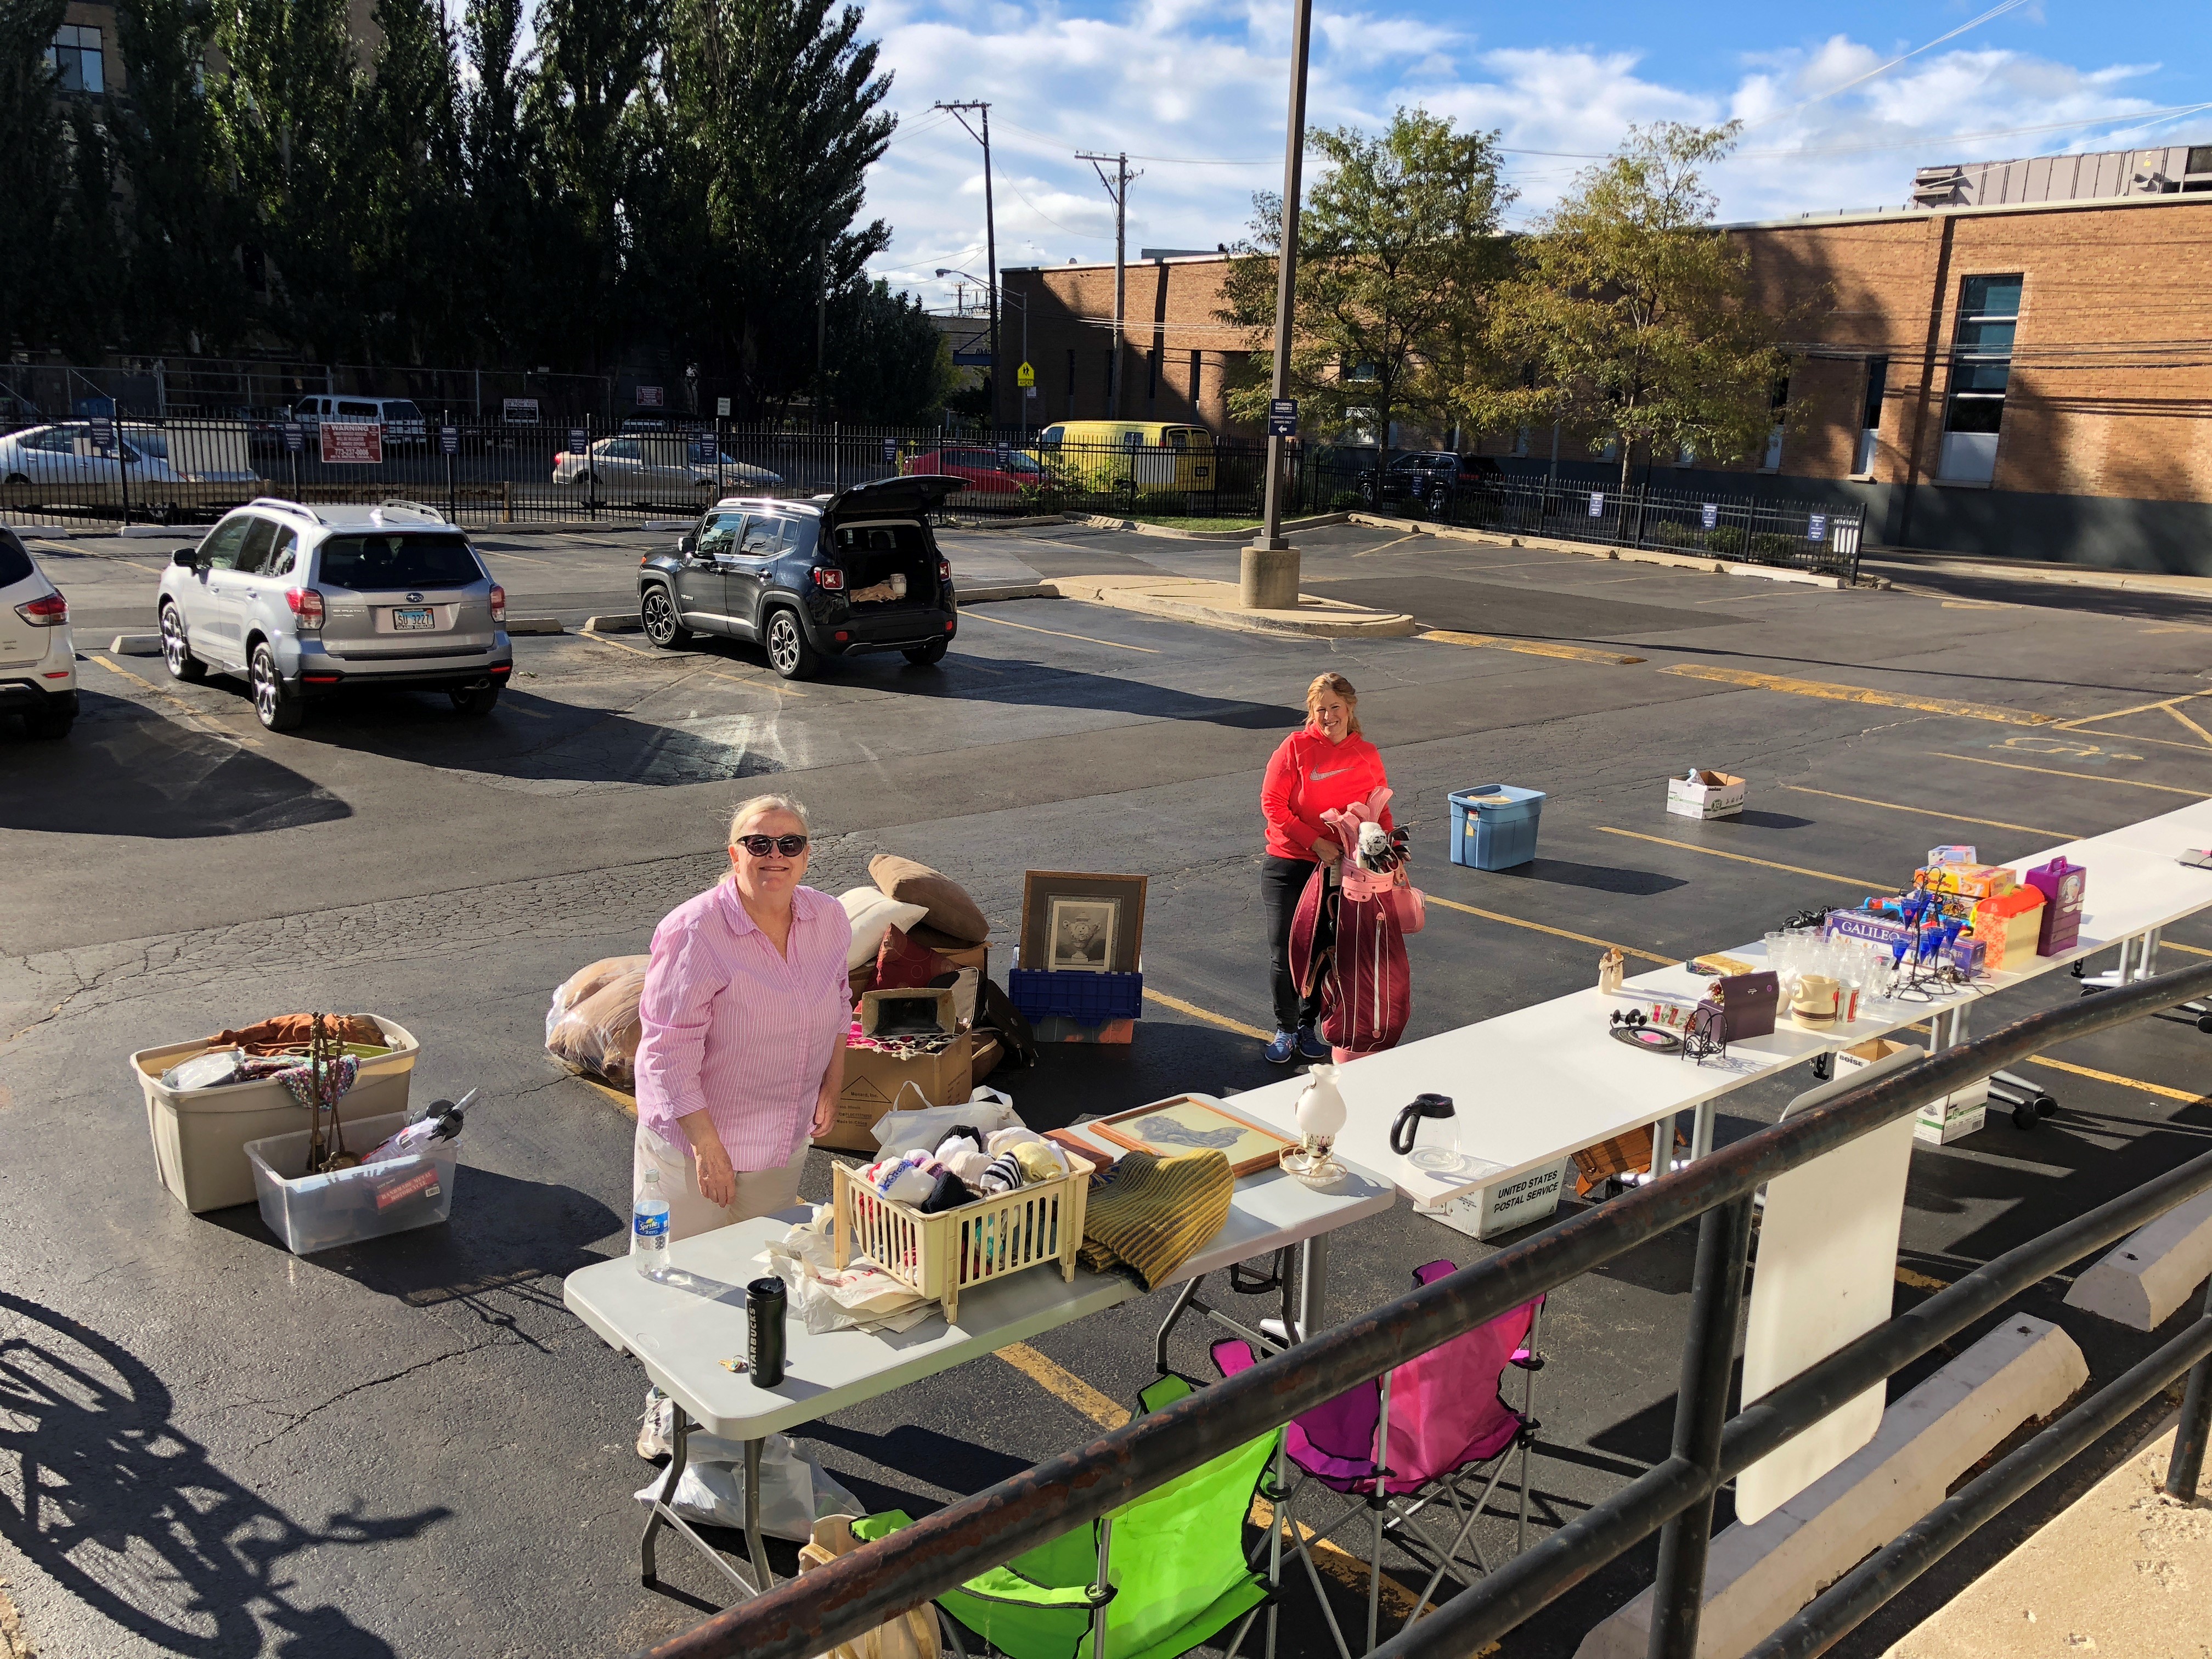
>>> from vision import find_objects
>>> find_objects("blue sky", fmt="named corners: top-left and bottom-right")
top-left (860, 0), bottom-right (2211, 307)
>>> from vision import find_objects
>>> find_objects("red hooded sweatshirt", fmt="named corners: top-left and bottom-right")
top-left (1261, 727), bottom-right (1393, 862)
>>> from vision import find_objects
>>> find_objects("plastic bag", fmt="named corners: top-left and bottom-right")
top-left (866, 1085), bottom-right (1019, 1158)
top-left (634, 1430), bottom-right (859, 1541)
top-left (546, 957), bottom-right (647, 1088)
top-left (759, 1209), bottom-right (935, 1335)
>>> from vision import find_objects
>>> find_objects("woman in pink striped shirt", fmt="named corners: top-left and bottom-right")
top-left (632, 793), bottom-right (852, 1240)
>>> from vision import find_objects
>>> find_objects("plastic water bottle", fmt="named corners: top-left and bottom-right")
top-left (633, 1167), bottom-right (670, 1278)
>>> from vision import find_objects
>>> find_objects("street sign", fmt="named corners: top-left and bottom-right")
top-left (1267, 398), bottom-right (1297, 438)
top-left (568, 427), bottom-right (589, 454)
top-left (502, 397), bottom-right (540, 425)
top-left (1701, 501), bottom-right (1718, 531)
top-left (282, 422), bottom-right (304, 453)
top-left (882, 438), bottom-right (898, 464)
top-left (1016, 362), bottom-right (1035, 388)
top-left (1807, 512), bottom-right (1828, 543)
top-left (716, 397), bottom-right (732, 417)
top-left (439, 426), bottom-right (459, 455)
top-left (89, 417), bottom-right (114, 448)
top-left (321, 422), bottom-right (382, 465)
top-left (1589, 490), bottom-right (1605, 517)
top-left (636, 384), bottom-right (664, 408)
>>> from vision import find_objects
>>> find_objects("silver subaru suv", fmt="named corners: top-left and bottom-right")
top-left (157, 498), bottom-right (511, 730)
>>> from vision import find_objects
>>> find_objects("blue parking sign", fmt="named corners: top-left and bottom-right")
top-left (883, 438), bottom-right (897, 463)
top-left (1701, 501), bottom-right (1718, 531)
top-left (1807, 512), bottom-right (1827, 543)
top-left (1267, 398), bottom-right (1297, 438)
top-left (439, 426), bottom-right (459, 455)
top-left (90, 417), bottom-right (114, 448)
top-left (282, 422), bottom-right (304, 453)
top-left (568, 427), bottom-right (588, 453)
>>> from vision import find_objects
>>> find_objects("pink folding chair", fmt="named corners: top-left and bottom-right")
top-left (1213, 1261), bottom-right (1544, 1658)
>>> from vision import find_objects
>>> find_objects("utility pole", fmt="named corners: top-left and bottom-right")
top-left (1242, 0), bottom-right (1313, 610)
top-left (1077, 151), bottom-right (1137, 419)
top-left (816, 238), bottom-right (828, 431)
top-left (937, 102), bottom-right (1000, 427)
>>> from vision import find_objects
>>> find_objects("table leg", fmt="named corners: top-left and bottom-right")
top-left (744, 1435), bottom-right (775, 1594)
top-left (1689, 1100), bottom-right (1714, 1163)
top-left (639, 1401), bottom-right (769, 1605)
top-left (1651, 1111), bottom-right (1677, 1182)
top-left (1297, 1235), bottom-right (1329, 1344)
top-left (641, 1402), bottom-right (691, 1585)
top-left (1154, 1276), bottom-right (1206, 1374)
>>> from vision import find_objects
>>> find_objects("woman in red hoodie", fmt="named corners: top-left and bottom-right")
top-left (1259, 672), bottom-right (1392, 1063)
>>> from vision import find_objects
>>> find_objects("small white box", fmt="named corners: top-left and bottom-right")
top-left (1916, 1103), bottom-right (1986, 1144)
top-left (1667, 770), bottom-right (1746, 820)
top-left (1420, 1158), bottom-right (1571, 1241)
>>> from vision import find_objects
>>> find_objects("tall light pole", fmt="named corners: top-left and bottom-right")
top-left (936, 103), bottom-right (1001, 426)
top-left (1077, 151), bottom-right (1136, 419)
top-left (1242, 0), bottom-right (1314, 611)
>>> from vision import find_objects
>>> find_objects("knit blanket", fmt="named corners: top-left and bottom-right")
top-left (1076, 1149), bottom-right (1233, 1291)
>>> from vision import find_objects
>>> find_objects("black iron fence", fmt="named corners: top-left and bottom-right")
top-left (628, 959), bottom-right (2212, 1659)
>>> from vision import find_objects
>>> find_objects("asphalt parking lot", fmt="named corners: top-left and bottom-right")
top-left (3, 516), bottom-right (2210, 1658)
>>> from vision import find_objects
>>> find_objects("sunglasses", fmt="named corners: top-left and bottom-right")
top-left (733, 834), bottom-right (809, 857)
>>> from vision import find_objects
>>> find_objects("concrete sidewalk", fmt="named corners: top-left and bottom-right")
top-left (1044, 572), bottom-right (1417, 637)
top-left (1882, 1415), bottom-right (2212, 1658)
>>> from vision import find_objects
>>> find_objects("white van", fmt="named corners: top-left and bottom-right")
top-left (294, 395), bottom-right (429, 446)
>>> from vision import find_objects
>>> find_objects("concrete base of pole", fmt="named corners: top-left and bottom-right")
top-left (1241, 544), bottom-right (1299, 610)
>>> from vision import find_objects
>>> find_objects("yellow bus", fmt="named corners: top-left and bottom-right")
top-left (1033, 421), bottom-right (1216, 500)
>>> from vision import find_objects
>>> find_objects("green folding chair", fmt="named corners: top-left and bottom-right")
top-left (873, 1375), bottom-right (1285, 1659)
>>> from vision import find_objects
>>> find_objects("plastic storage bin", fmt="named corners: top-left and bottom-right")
top-left (1449, 785), bottom-right (1545, 871)
top-left (1007, 967), bottom-right (1144, 1026)
top-left (133, 1017), bottom-right (421, 1212)
top-left (245, 1110), bottom-right (459, 1254)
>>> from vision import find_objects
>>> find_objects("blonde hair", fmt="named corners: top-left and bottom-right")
top-left (728, 793), bottom-right (812, 844)
top-left (1305, 672), bottom-right (1362, 737)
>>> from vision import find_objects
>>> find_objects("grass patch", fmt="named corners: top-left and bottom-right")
top-left (1116, 514), bottom-right (1262, 533)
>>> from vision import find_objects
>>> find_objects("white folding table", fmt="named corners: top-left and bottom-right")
top-left (563, 1102), bottom-right (1395, 1604)
top-left (1226, 799), bottom-right (2212, 1214)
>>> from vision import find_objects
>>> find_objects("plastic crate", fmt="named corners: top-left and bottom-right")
top-left (833, 1148), bottom-right (1093, 1321)
top-left (244, 1111), bottom-right (459, 1255)
top-left (1007, 967), bottom-right (1144, 1026)
top-left (1449, 785), bottom-right (1545, 870)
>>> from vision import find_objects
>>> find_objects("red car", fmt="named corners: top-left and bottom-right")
top-left (902, 446), bottom-right (1049, 494)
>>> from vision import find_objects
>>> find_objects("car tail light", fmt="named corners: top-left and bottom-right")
top-left (944, 620), bottom-right (955, 633)
top-left (489, 662), bottom-right (512, 676)
top-left (555, 451), bottom-right (567, 466)
top-left (938, 558), bottom-right (951, 581)
top-left (14, 592), bottom-right (66, 626)
top-left (285, 588), bottom-right (325, 630)
top-left (489, 584), bottom-right (506, 622)
top-left (812, 567), bottom-right (845, 590)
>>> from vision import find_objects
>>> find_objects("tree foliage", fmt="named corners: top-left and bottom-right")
top-left (2, 0), bottom-right (940, 421)
top-left (1220, 109), bottom-right (1512, 466)
top-left (1476, 122), bottom-right (1800, 487)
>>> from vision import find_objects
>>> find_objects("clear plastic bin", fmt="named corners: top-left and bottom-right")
top-left (244, 1111), bottom-right (458, 1255)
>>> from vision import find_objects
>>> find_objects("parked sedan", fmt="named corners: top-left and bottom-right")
top-left (551, 436), bottom-right (782, 500)
top-left (1355, 452), bottom-right (1504, 512)
top-left (900, 445), bottom-right (1053, 495)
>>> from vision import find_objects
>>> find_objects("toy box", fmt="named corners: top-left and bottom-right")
top-left (1666, 770), bottom-right (1746, 821)
top-left (2024, 858), bottom-right (2087, 955)
top-left (1970, 887), bottom-right (2045, 973)
top-left (1915, 864), bottom-right (2016, 901)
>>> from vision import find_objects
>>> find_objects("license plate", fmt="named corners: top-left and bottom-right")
top-left (392, 607), bottom-right (434, 631)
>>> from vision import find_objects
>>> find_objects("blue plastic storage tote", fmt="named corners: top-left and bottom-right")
top-left (1449, 785), bottom-right (1545, 870)
top-left (1007, 967), bottom-right (1144, 1026)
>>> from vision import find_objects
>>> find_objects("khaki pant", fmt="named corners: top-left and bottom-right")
top-left (632, 1121), bottom-right (809, 1245)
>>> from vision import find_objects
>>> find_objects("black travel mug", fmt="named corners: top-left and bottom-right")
top-left (747, 1277), bottom-right (788, 1387)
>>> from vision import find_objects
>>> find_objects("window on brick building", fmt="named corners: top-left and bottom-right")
top-left (1939, 274), bottom-right (2021, 484)
top-left (1762, 377), bottom-right (1788, 471)
top-left (1065, 348), bottom-right (1075, 417)
top-left (1146, 346), bottom-right (1158, 410)
top-left (1189, 349), bottom-right (1201, 410)
top-left (1854, 357), bottom-right (1888, 476)
top-left (49, 24), bottom-right (103, 93)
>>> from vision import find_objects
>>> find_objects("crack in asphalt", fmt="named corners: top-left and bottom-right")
top-left (247, 1334), bottom-right (530, 1451)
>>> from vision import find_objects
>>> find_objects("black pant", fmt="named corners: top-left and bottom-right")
top-left (1263, 855), bottom-right (1326, 1032)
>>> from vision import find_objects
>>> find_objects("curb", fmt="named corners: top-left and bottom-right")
top-left (947, 515), bottom-right (1079, 532)
top-left (1869, 550), bottom-right (2212, 599)
top-left (119, 525), bottom-right (183, 540)
top-left (1061, 511), bottom-right (1352, 543)
top-left (109, 633), bottom-right (163, 656)
top-left (1345, 514), bottom-right (1850, 589)
top-left (505, 617), bottom-right (565, 635)
top-left (582, 614), bottom-right (643, 634)
top-left (959, 583), bottom-right (1056, 604)
top-left (1044, 576), bottom-right (1416, 639)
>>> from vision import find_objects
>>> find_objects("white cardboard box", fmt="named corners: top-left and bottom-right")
top-left (1916, 1103), bottom-right (1986, 1144)
top-left (1836, 1037), bottom-right (1987, 1143)
top-left (1421, 1158), bottom-right (1571, 1241)
top-left (1667, 770), bottom-right (1747, 820)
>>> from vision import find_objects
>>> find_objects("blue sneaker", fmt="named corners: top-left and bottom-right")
top-left (1295, 1025), bottom-right (1331, 1061)
top-left (1264, 1029), bottom-right (1297, 1064)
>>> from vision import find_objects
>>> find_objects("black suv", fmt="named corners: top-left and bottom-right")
top-left (1356, 452), bottom-right (1504, 512)
top-left (637, 475), bottom-right (961, 680)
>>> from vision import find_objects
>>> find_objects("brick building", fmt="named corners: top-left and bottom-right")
top-left (1001, 143), bottom-right (2212, 574)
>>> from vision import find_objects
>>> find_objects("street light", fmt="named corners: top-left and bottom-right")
top-left (936, 268), bottom-right (1030, 435)
top-left (1242, 0), bottom-right (1316, 611)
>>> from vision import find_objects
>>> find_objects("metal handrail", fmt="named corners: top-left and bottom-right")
top-left (630, 961), bottom-right (2212, 1659)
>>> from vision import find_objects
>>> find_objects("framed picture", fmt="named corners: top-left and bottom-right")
top-left (1090, 1096), bottom-right (1294, 1178)
top-left (1019, 871), bottom-right (1147, 975)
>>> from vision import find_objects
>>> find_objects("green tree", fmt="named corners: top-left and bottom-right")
top-left (0, 0), bottom-right (70, 358)
top-left (822, 279), bottom-right (953, 424)
top-left (112, 0), bottom-right (248, 352)
top-left (357, 0), bottom-right (465, 363)
top-left (1220, 108), bottom-right (1512, 492)
top-left (1478, 122), bottom-right (1799, 489)
top-left (53, 101), bottom-right (125, 360)
top-left (458, 0), bottom-right (537, 365)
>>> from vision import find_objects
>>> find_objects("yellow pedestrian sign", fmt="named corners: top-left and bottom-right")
top-left (1017, 362), bottom-right (1035, 388)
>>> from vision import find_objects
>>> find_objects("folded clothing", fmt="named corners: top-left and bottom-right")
top-left (919, 1170), bottom-right (976, 1214)
top-left (208, 1012), bottom-right (385, 1056)
top-left (1077, 1149), bottom-right (1234, 1291)
top-left (1009, 1142), bottom-right (1065, 1183)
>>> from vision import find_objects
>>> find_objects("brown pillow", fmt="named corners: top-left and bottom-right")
top-left (870, 854), bottom-right (989, 943)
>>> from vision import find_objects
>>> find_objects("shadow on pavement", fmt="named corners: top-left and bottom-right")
top-left (0, 1288), bottom-right (447, 1657)
top-left (1489, 858), bottom-right (1689, 898)
top-left (0, 691), bottom-right (351, 837)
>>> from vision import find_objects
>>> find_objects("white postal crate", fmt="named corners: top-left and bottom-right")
top-left (1419, 1158), bottom-right (1571, 1242)
top-left (1667, 770), bottom-right (1747, 821)
top-left (832, 1149), bottom-right (1094, 1322)
top-left (1835, 1036), bottom-right (1987, 1144)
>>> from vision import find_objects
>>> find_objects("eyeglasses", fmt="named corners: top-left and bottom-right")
top-left (733, 834), bottom-right (809, 857)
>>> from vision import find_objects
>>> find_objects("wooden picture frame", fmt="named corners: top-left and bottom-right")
top-left (1088, 1096), bottom-right (1294, 1178)
top-left (1019, 871), bottom-right (1147, 975)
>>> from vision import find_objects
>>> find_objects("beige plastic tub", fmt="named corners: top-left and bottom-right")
top-left (133, 1016), bottom-right (422, 1212)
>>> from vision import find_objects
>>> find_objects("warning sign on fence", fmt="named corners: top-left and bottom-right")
top-left (321, 422), bottom-right (383, 465)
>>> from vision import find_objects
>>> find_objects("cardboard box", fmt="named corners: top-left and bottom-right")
top-left (1915, 863), bottom-right (2016, 901)
top-left (1833, 1036), bottom-right (1915, 1076)
top-left (1421, 1158), bottom-right (1571, 1242)
top-left (1916, 1088), bottom-right (1987, 1145)
top-left (1666, 770), bottom-right (1746, 820)
top-left (1825, 908), bottom-right (1985, 975)
top-left (817, 1032), bottom-right (974, 1152)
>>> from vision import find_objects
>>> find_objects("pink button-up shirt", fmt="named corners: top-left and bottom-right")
top-left (634, 882), bottom-right (853, 1169)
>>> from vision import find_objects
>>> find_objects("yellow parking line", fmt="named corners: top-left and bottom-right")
top-left (1928, 753), bottom-right (2208, 797)
top-left (1143, 988), bottom-right (1271, 1042)
top-left (1895, 1267), bottom-right (1950, 1292)
top-left (1595, 827), bottom-right (1882, 889)
top-left (1420, 629), bottom-right (1645, 665)
top-left (2164, 703), bottom-right (2212, 747)
top-left (968, 610), bottom-right (1161, 653)
top-left (2050, 726), bottom-right (2212, 755)
top-left (2025, 1057), bottom-right (2203, 1105)
top-left (1659, 664), bottom-right (2054, 726)
top-left (2164, 942), bottom-right (2212, 959)
top-left (2051, 689), bottom-right (2212, 732)
top-left (1780, 786), bottom-right (2074, 839)
top-left (1424, 893), bottom-right (1678, 966)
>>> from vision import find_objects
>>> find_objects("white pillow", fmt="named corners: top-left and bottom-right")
top-left (840, 887), bottom-right (929, 970)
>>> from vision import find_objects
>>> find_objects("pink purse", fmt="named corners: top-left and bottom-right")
top-left (1386, 880), bottom-right (1426, 934)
